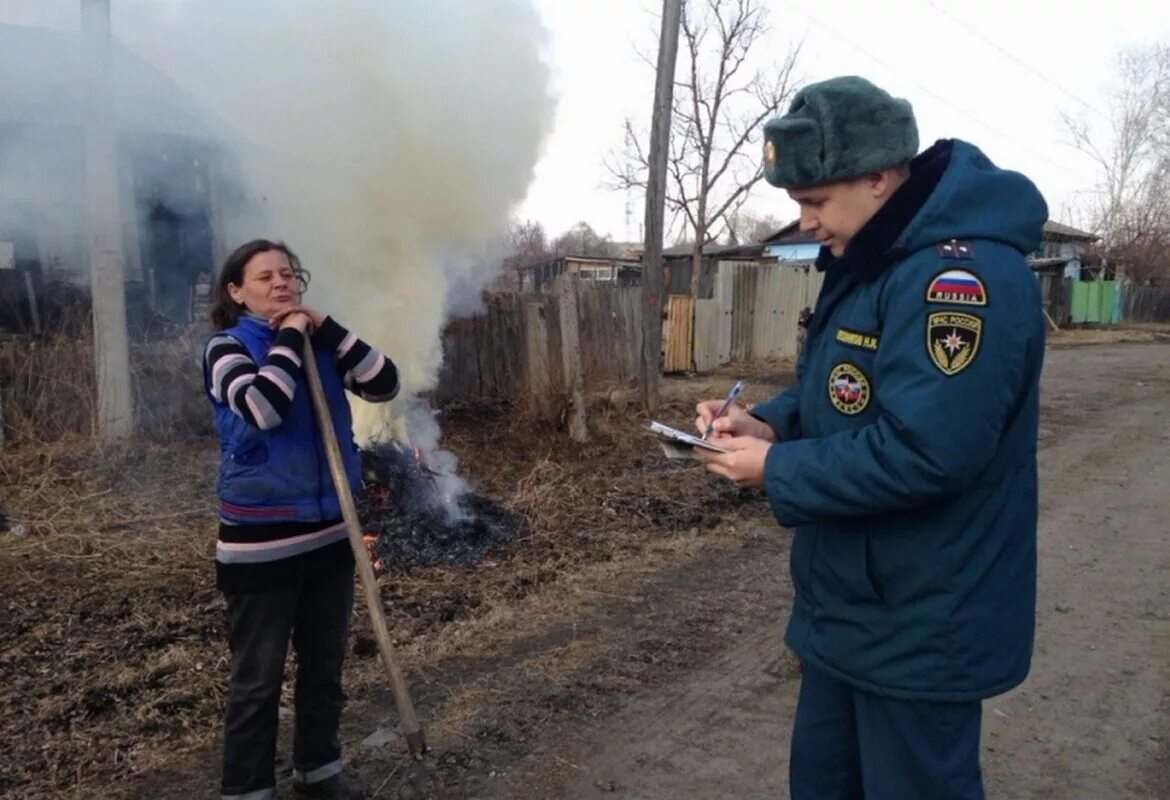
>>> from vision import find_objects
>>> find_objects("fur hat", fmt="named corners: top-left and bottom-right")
top-left (763, 76), bottom-right (919, 189)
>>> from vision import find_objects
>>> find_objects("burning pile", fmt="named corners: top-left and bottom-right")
top-left (358, 442), bottom-right (525, 574)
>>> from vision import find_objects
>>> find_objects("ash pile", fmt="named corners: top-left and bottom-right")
top-left (358, 442), bottom-right (525, 574)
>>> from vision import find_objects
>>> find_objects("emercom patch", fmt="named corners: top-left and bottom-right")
top-left (835, 328), bottom-right (879, 352)
top-left (828, 363), bottom-right (871, 415)
top-left (927, 312), bottom-right (983, 376)
top-left (926, 269), bottom-right (988, 306)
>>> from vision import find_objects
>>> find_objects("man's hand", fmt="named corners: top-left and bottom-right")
top-left (694, 401), bottom-right (776, 443)
top-left (695, 436), bottom-right (772, 489)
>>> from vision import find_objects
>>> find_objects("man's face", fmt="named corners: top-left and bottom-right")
top-left (787, 174), bottom-right (890, 257)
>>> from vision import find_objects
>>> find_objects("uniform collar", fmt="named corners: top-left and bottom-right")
top-left (815, 139), bottom-right (953, 282)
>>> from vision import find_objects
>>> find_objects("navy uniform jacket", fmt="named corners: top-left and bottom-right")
top-left (753, 139), bottom-right (1048, 701)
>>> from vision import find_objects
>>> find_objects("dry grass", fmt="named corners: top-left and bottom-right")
top-left (0, 438), bottom-right (221, 799)
top-left (0, 367), bottom-right (796, 799)
top-left (0, 323), bottom-right (211, 447)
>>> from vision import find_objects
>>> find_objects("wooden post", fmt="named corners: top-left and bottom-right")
top-left (205, 149), bottom-right (231, 269)
top-left (523, 299), bottom-right (555, 421)
top-left (23, 271), bottom-right (41, 335)
top-left (301, 340), bottom-right (427, 757)
top-left (559, 276), bottom-right (588, 442)
top-left (640, 0), bottom-right (682, 414)
top-left (82, 0), bottom-right (133, 438)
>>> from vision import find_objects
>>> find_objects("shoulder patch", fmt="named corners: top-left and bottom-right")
top-left (927, 312), bottom-right (982, 376)
top-left (926, 269), bottom-right (988, 306)
top-left (835, 327), bottom-right (879, 352)
top-left (828, 362), bottom-right (872, 415)
top-left (937, 239), bottom-right (975, 259)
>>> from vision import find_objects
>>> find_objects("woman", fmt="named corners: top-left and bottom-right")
top-left (204, 239), bottom-right (398, 800)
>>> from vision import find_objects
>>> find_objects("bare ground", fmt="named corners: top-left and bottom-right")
top-left (535, 340), bottom-right (1170, 800)
top-left (3, 335), bottom-right (1169, 799)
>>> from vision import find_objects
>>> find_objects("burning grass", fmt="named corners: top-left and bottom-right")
top-left (0, 381), bottom-right (781, 799)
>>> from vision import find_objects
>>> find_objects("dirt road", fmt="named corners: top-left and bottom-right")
top-left (484, 341), bottom-right (1170, 800)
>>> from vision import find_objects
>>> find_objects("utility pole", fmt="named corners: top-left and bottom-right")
top-left (82, 0), bottom-right (134, 438)
top-left (640, 0), bottom-right (682, 414)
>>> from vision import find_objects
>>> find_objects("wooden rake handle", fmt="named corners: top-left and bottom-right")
top-left (302, 338), bottom-right (426, 757)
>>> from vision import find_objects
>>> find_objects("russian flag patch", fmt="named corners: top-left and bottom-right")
top-left (926, 269), bottom-right (988, 306)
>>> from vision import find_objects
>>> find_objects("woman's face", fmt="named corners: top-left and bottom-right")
top-left (228, 250), bottom-right (301, 320)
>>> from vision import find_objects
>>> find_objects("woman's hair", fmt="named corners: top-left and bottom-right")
top-left (209, 239), bottom-right (311, 330)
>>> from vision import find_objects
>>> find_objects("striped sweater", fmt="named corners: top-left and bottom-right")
top-left (204, 315), bottom-right (399, 592)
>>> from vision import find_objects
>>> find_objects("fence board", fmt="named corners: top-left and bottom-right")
top-left (715, 260), bottom-right (818, 363)
top-left (1122, 284), bottom-right (1170, 323)
top-left (693, 299), bottom-right (721, 373)
top-left (663, 294), bottom-right (694, 373)
top-left (729, 263), bottom-right (756, 361)
top-left (751, 266), bottom-right (782, 359)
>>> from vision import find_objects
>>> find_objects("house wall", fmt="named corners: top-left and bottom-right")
top-left (0, 121), bottom-right (233, 331)
top-left (0, 123), bottom-right (88, 281)
top-left (1040, 240), bottom-right (1085, 260)
top-left (565, 258), bottom-right (617, 282)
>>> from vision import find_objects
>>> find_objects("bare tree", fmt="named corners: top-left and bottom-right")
top-left (488, 220), bottom-right (552, 292)
top-left (725, 210), bottom-right (784, 246)
top-left (611, 0), bottom-right (800, 296)
top-left (1064, 44), bottom-right (1170, 285)
top-left (506, 219), bottom-right (552, 267)
top-left (551, 221), bottom-right (615, 258)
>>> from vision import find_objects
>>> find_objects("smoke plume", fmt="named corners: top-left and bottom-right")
top-left (115, 0), bottom-right (554, 432)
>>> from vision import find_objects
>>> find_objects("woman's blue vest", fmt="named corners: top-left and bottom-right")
top-left (205, 316), bottom-right (362, 524)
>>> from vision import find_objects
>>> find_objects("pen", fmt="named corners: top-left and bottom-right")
top-left (703, 380), bottom-right (746, 440)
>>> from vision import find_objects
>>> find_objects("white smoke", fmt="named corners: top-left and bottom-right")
top-left (107, 0), bottom-right (555, 492)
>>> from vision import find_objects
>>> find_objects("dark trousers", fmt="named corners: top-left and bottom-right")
top-left (790, 662), bottom-right (985, 800)
top-left (220, 566), bottom-right (354, 799)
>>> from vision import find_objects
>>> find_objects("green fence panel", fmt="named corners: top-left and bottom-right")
top-left (1070, 281), bottom-right (1087, 323)
top-left (1069, 280), bottom-right (1119, 325)
top-left (1086, 281), bottom-right (1102, 323)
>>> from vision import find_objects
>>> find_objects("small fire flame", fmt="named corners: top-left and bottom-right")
top-left (361, 532), bottom-right (386, 576)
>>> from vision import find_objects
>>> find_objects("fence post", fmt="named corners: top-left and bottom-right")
top-left (558, 276), bottom-right (588, 442)
top-left (523, 299), bottom-right (555, 421)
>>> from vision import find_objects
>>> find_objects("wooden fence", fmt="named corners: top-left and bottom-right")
top-left (1122, 285), bottom-right (1170, 323)
top-left (434, 281), bottom-right (642, 414)
top-left (694, 261), bottom-right (822, 370)
top-left (435, 261), bottom-right (822, 413)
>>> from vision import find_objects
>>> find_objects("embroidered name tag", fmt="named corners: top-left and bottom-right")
top-left (836, 328), bottom-right (879, 352)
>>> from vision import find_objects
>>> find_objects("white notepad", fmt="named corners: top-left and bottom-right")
top-left (649, 421), bottom-right (731, 459)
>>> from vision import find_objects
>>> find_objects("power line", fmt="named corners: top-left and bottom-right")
top-left (780, 0), bottom-right (1092, 178)
top-left (920, 0), bottom-right (1111, 121)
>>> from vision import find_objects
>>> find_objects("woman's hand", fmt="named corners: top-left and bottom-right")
top-left (270, 305), bottom-right (326, 333)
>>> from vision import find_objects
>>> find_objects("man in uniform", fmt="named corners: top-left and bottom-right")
top-left (696, 76), bottom-right (1048, 799)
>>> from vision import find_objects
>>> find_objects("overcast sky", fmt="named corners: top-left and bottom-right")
top-left (6, 0), bottom-right (1169, 243)
top-left (522, 0), bottom-right (1170, 242)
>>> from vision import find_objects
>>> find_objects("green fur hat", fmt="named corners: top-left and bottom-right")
top-left (762, 76), bottom-right (919, 189)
